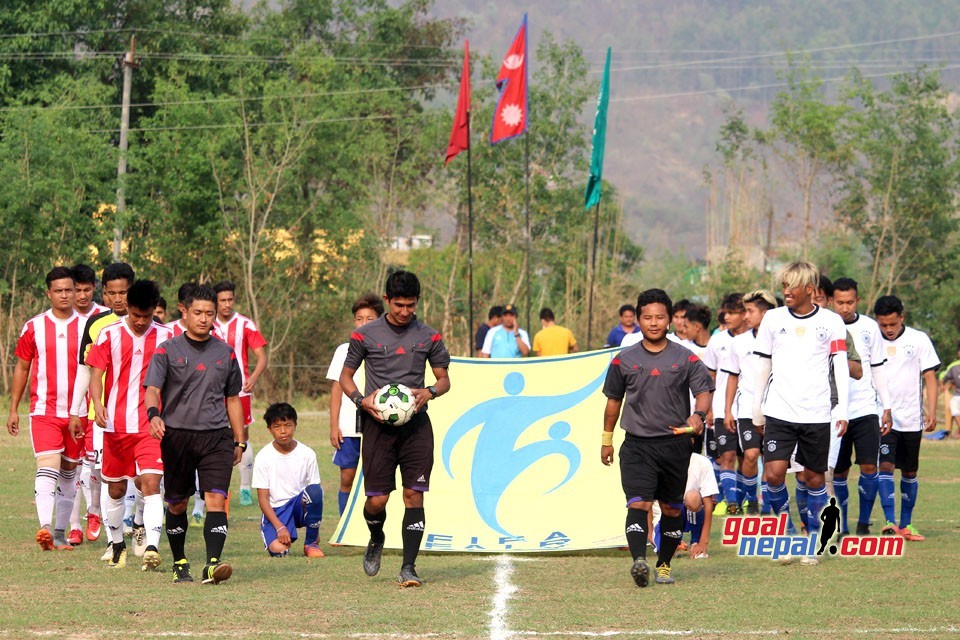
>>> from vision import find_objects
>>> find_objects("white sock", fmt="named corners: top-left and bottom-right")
top-left (79, 460), bottom-right (93, 512)
top-left (106, 493), bottom-right (126, 545)
top-left (123, 479), bottom-right (136, 520)
top-left (143, 494), bottom-right (164, 549)
top-left (134, 486), bottom-right (144, 527)
top-left (88, 468), bottom-right (102, 517)
top-left (99, 481), bottom-right (110, 526)
top-left (239, 446), bottom-right (253, 490)
top-left (55, 468), bottom-right (78, 532)
top-left (70, 467), bottom-right (84, 529)
top-left (34, 467), bottom-right (59, 528)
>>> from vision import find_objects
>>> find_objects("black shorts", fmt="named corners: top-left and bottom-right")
top-left (834, 414), bottom-right (880, 474)
top-left (619, 434), bottom-right (691, 506)
top-left (704, 425), bottom-right (720, 459)
top-left (691, 431), bottom-right (705, 456)
top-left (879, 430), bottom-right (922, 473)
top-left (762, 416), bottom-right (831, 473)
top-left (360, 411), bottom-right (434, 496)
top-left (161, 427), bottom-right (235, 502)
top-left (713, 419), bottom-right (742, 455)
top-left (737, 418), bottom-right (762, 451)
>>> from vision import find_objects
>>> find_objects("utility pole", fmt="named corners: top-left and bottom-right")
top-left (114, 35), bottom-right (138, 261)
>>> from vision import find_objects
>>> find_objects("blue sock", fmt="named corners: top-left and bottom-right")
top-left (833, 477), bottom-right (849, 533)
top-left (760, 481), bottom-right (772, 514)
top-left (767, 482), bottom-right (795, 533)
top-left (685, 506), bottom-right (704, 544)
top-left (301, 484), bottom-right (324, 545)
top-left (899, 477), bottom-right (918, 529)
top-left (795, 479), bottom-right (809, 525)
top-left (741, 473), bottom-right (758, 505)
top-left (857, 472), bottom-right (879, 527)
top-left (879, 472), bottom-right (897, 524)
top-left (712, 460), bottom-right (723, 496)
top-left (806, 485), bottom-right (828, 534)
top-left (652, 519), bottom-right (660, 553)
top-left (734, 472), bottom-right (746, 506)
top-left (338, 490), bottom-right (349, 515)
top-left (720, 470), bottom-right (738, 506)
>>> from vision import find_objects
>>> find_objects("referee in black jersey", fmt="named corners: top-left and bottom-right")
top-left (145, 284), bottom-right (244, 585)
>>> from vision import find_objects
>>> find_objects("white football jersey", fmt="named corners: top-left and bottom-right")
top-left (725, 329), bottom-right (760, 421)
top-left (754, 305), bottom-right (848, 423)
top-left (702, 330), bottom-right (737, 419)
top-left (881, 326), bottom-right (940, 432)
top-left (844, 314), bottom-right (887, 419)
top-left (686, 453), bottom-right (720, 497)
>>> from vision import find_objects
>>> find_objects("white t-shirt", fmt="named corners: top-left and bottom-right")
top-left (702, 330), bottom-right (737, 419)
top-left (754, 305), bottom-right (848, 424)
top-left (325, 343), bottom-right (365, 437)
top-left (251, 441), bottom-right (321, 509)
top-left (686, 453), bottom-right (720, 497)
top-left (725, 329), bottom-right (760, 421)
top-left (881, 326), bottom-right (940, 432)
top-left (845, 314), bottom-right (887, 419)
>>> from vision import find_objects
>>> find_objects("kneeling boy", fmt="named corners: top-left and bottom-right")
top-left (252, 403), bottom-right (325, 558)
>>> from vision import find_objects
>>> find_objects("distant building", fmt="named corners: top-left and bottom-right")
top-left (390, 235), bottom-right (433, 251)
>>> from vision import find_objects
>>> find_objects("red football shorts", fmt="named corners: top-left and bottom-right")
top-left (101, 431), bottom-right (163, 482)
top-left (30, 415), bottom-right (83, 461)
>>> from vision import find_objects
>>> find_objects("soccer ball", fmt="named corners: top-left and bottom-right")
top-left (373, 383), bottom-right (416, 426)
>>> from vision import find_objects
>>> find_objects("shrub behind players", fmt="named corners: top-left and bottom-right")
top-left (874, 295), bottom-right (940, 541)
top-left (86, 280), bottom-right (173, 570)
top-left (7, 267), bottom-right (83, 551)
top-left (252, 403), bottom-right (325, 558)
top-left (829, 278), bottom-right (893, 536)
top-left (338, 270), bottom-right (451, 588)
top-left (144, 284), bottom-right (245, 584)
top-left (601, 288), bottom-right (713, 587)
top-left (214, 281), bottom-right (268, 507)
top-left (327, 293), bottom-right (383, 515)
top-left (753, 262), bottom-right (849, 565)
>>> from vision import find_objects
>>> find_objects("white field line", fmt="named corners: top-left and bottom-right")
top-left (488, 554), bottom-right (518, 640)
top-left (6, 626), bottom-right (960, 639)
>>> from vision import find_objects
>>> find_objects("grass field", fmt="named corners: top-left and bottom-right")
top-left (1, 407), bottom-right (959, 640)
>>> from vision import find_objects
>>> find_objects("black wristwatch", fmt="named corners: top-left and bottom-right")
top-left (351, 392), bottom-right (364, 409)
top-left (427, 385), bottom-right (438, 398)
top-left (693, 411), bottom-right (707, 422)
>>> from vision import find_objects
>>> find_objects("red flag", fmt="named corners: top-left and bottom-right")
top-left (491, 14), bottom-right (528, 144)
top-left (445, 41), bottom-right (470, 165)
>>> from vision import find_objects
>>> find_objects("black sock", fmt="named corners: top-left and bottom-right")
top-left (657, 512), bottom-right (684, 567)
top-left (204, 511), bottom-right (228, 564)
top-left (625, 508), bottom-right (648, 560)
top-left (165, 511), bottom-right (189, 562)
top-left (112, 540), bottom-right (126, 562)
top-left (364, 507), bottom-right (386, 544)
top-left (401, 507), bottom-right (425, 566)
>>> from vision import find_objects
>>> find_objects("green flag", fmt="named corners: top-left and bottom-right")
top-left (585, 47), bottom-right (611, 209)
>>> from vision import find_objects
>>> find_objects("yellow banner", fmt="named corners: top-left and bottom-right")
top-left (330, 350), bottom-right (631, 552)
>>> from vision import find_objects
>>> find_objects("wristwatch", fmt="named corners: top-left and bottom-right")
top-left (693, 411), bottom-right (707, 422)
top-left (427, 385), bottom-right (438, 398)
top-left (235, 441), bottom-right (248, 451)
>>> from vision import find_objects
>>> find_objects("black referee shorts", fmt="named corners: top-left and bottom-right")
top-left (619, 433), bottom-right (691, 506)
top-left (161, 427), bottom-right (235, 503)
top-left (360, 411), bottom-right (433, 496)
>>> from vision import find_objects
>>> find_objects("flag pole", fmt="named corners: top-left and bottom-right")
top-left (466, 108), bottom-right (474, 355)
top-left (587, 199), bottom-right (601, 350)
top-left (524, 129), bottom-right (531, 335)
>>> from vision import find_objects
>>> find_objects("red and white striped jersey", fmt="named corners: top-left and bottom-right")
top-left (85, 320), bottom-right (174, 434)
top-left (76, 303), bottom-right (109, 319)
top-left (15, 310), bottom-right (83, 418)
top-left (216, 312), bottom-right (267, 397)
top-left (165, 319), bottom-right (222, 340)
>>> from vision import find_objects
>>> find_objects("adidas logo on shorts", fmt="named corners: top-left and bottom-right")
top-left (416, 475), bottom-right (426, 483)
top-left (406, 521), bottom-right (425, 531)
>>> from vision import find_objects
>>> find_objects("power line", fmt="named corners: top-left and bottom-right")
top-left (0, 83), bottom-right (445, 113)
top-left (89, 110), bottom-right (439, 134)
top-left (611, 63), bottom-right (960, 103)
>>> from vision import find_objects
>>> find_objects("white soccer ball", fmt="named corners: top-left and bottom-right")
top-left (373, 383), bottom-right (417, 426)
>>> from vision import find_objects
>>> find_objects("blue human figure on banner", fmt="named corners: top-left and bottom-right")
top-left (442, 368), bottom-right (607, 536)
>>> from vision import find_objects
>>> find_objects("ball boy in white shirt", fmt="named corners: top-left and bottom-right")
top-left (252, 403), bottom-right (325, 558)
